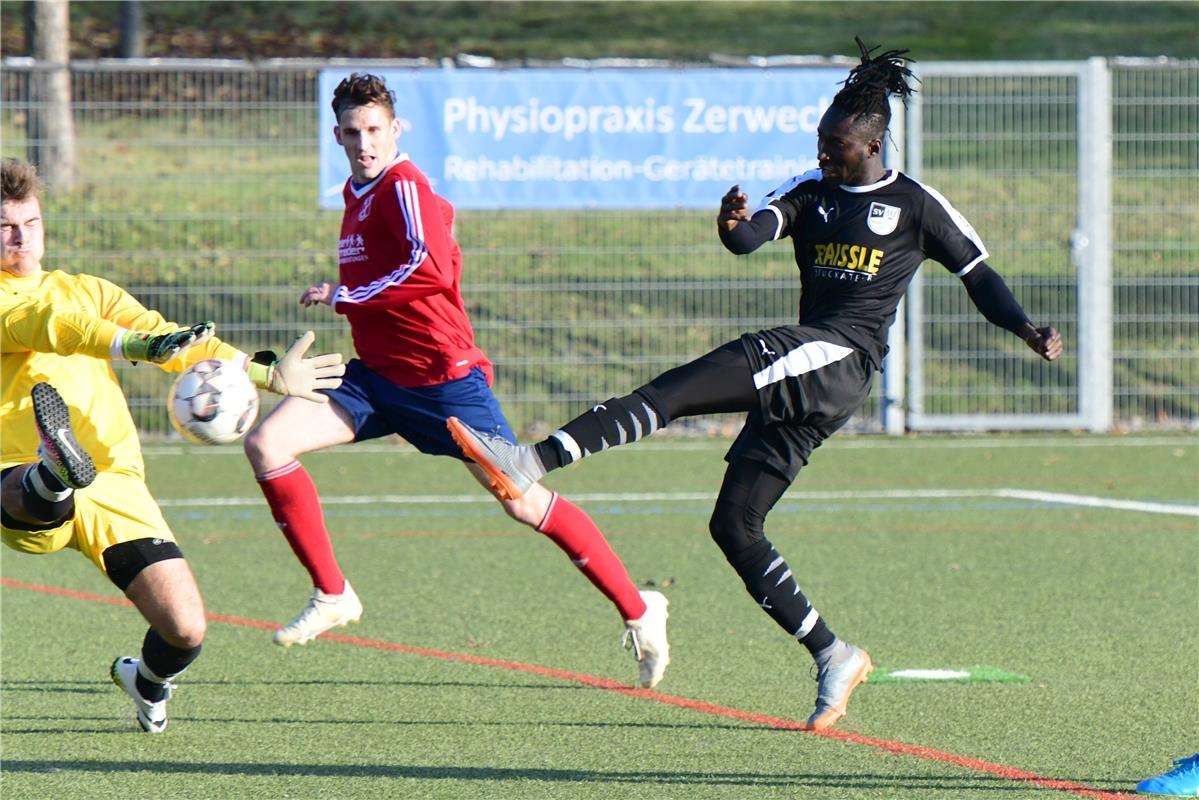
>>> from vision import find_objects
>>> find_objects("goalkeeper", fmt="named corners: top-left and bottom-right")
top-left (0, 157), bottom-right (345, 733)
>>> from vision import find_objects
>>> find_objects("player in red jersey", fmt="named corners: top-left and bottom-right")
top-left (243, 74), bottom-right (669, 688)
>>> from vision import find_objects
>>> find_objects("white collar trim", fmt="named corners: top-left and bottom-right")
top-left (349, 153), bottom-right (410, 198)
top-left (840, 170), bottom-right (899, 193)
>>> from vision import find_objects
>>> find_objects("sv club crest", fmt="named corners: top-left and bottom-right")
top-left (866, 202), bottom-right (900, 236)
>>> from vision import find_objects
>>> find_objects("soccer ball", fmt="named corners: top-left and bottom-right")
top-left (168, 358), bottom-right (259, 445)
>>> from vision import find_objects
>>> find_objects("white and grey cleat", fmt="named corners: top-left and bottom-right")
top-left (623, 590), bottom-right (671, 689)
top-left (273, 581), bottom-right (364, 647)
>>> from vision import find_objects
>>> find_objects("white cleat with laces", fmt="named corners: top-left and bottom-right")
top-left (273, 581), bottom-right (363, 647)
top-left (110, 656), bottom-right (174, 733)
top-left (623, 590), bottom-right (671, 689)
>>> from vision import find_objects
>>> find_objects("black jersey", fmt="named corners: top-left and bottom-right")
top-left (758, 168), bottom-right (988, 368)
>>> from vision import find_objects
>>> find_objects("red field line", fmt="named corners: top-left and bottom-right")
top-left (2, 577), bottom-right (1134, 799)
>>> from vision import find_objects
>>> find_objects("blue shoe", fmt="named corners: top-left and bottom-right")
top-left (1137, 754), bottom-right (1199, 797)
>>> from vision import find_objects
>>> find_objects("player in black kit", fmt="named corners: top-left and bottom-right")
top-left (449, 38), bottom-right (1063, 731)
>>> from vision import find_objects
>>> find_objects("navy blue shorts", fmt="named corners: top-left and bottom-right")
top-left (324, 360), bottom-right (516, 459)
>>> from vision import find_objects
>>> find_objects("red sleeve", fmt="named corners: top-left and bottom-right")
top-left (331, 176), bottom-right (456, 312)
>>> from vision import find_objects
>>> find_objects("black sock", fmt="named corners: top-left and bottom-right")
top-left (536, 391), bottom-right (664, 470)
top-left (35, 462), bottom-right (69, 492)
top-left (19, 466), bottom-right (74, 522)
top-left (723, 538), bottom-right (836, 655)
top-left (136, 628), bottom-right (202, 702)
top-left (535, 438), bottom-right (571, 470)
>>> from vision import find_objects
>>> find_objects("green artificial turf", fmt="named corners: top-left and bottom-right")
top-left (2, 434), bottom-right (1195, 798)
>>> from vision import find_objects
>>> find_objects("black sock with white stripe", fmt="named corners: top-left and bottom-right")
top-left (19, 464), bottom-right (74, 522)
top-left (535, 390), bottom-right (664, 470)
top-left (535, 341), bottom-right (757, 471)
top-left (723, 538), bottom-right (836, 656)
top-left (137, 628), bottom-right (201, 702)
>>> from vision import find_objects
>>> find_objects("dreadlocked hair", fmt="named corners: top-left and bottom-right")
top-left (832, 37), bottom-right (918, 138)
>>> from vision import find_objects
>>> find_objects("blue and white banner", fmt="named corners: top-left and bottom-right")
top-left (318, 68), bottom-right (844, 210)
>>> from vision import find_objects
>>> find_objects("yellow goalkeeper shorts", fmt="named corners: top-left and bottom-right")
top-left (2, 468), bottom-right (177, 574)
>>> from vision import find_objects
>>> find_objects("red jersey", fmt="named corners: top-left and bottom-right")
top-left (333, 155), bottom-right (491, 387)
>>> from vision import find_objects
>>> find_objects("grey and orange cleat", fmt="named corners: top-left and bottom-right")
top-left (806, 644), bottom-right (873, 731)
top-left (446, 417), bottom-right (545, 501)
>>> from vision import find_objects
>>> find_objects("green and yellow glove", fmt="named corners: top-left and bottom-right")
top-left (121, 321), bottom-right (215, 364)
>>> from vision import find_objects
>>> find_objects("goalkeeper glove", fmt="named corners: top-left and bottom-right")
top-left (246, 331), bottom-right (345, 403)
top-left (121, 321), bottom-right (214, 364)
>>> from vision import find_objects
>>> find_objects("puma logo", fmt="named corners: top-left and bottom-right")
top-left (817, 203), bottom-right (834, 223)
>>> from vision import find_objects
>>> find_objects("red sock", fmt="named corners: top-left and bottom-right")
top-left (537, 494), bottom-right (647, 621)
top-left (256, 461), bottom-right (344, 594)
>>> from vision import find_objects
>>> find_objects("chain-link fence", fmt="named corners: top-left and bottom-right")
top-left (1111, 61), bottom-right (1198, 427)
top-left (907, 59), bottom-right (1196, 430)
top-left (2, 58), bottom-right (1195, 438)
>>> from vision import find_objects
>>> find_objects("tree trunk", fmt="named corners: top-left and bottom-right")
top-left (119, 0), bottom-right (144, 59)
top-left (27, 0), bottom-right (76, 190)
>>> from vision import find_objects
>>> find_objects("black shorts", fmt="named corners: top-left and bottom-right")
top-left (726, 325), bottom-right (874, 481)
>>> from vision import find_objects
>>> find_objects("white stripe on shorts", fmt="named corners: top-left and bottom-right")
top-left (752, 340), bottom-right (855, 390)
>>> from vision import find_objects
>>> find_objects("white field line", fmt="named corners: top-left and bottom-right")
top-left (156, 487), bottom-right (1199, 517)
top-left (994, 489), bottom-right (1199, 518)
top-left (141, 435), bottom-right (1195, 457)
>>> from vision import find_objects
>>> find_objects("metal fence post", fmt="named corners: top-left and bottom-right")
top-left (903, 68), bottom-right (926, 427)
top-left (882, 93), bottom-right (907, 434)
top-left (1076, 57), bottom-right (1114, 432)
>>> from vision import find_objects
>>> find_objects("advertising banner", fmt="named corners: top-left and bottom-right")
top-left (318, 67), bottom-right (844, 210)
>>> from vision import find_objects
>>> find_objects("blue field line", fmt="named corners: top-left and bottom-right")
top-left (165, 497), bottom-right (1063, 523)
top-left (155, 488), bottom-right (1199, 518)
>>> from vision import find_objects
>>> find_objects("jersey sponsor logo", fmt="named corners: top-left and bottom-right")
top-left (867, 202), bottom-right (901, 235)
top-left (357, 194), bottom-right (374, 222)
top-left (812, 241), bottom-right (884, 282)
top-left (338, 233), bottom-right (368, 264)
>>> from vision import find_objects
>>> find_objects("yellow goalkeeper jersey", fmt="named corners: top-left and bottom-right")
top-left (1, 268), bottom-right (244, 477)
